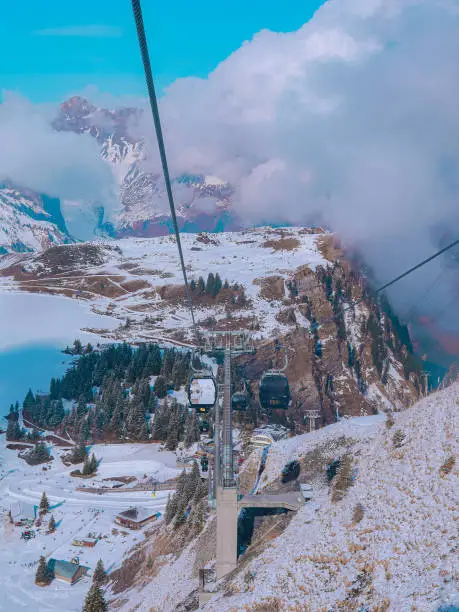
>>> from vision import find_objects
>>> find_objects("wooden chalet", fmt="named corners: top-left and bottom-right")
top-left (115, 507), bottom-right (160, 530)
top-left (48, 558), bottom-right (89, 585)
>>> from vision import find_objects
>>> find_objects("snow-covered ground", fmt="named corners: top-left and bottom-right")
top-left (116, 385), bottom-right (458, 612)
top-left (206, 385), bottom-right (458, 611)
top-left (0, 435), bottom-right (180, 612)
top-left (0, 228), bottom-right (328, 344)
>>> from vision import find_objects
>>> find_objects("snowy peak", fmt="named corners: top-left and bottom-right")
top-left (0, 96), bottom-right (241, 250)
top-left (52, 96), bottom-right (240, 237)
top-left (52, 96), bottom-right (140, 146)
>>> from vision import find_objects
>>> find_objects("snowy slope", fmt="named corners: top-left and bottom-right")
top-left (115, 384), bottom-right (458, 611)
top-left (0, 186), bottom-right (70, 254)
top-left (0, 227), bottom-right (326, 341)
top-left (206, 386), bottom-right (458, 611)
top-left (0, 436), bottom-right (179, 612)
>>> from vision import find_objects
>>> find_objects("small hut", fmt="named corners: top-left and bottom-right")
top-left (48, 558), bottom-right (89, 585)
top-left (115, 507), bottom-right (160, 530)
top-left (72, 537), bottom-right (98, 548)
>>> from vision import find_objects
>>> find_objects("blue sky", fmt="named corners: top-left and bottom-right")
top-left (0, 0), bottom-right (325, 103)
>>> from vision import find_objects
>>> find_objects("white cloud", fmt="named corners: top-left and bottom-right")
top-left (34, 25), bottom-right (123, 38)
top-left (134, 0), bottom-right (459, 329)
top-left (0, 92), bottom-right (117, 209)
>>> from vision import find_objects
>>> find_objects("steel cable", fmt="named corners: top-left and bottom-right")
top-left (131, 0), bottom-right (198, 338)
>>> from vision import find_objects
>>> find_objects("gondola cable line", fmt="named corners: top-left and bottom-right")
top-left (132, 0), bottom-right (219, 411)
top-left (131, 0), bottom-right (198, 340)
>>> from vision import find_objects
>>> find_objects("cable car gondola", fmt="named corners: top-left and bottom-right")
top-left (259, 372), bottom-right (291, 410)
top-left (188, 374), bottom-right (217, 413)
top-left (199, 419), bottom-right (210, 433)
top-left (231, 391), bottom-right (248, 411)
top-left (200, 455), bottom-right (209, 472)
top-left (187, 351), bottom-right (217, 413)
top-left (259, 342), bottom-right (292, 410)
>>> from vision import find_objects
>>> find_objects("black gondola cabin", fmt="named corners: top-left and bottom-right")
top-left (259, 373), bottom-right (291, 410)
top-left (231, 392), bottom-right (248, 411)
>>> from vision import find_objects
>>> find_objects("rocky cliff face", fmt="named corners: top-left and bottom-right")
top-left (237, 237), bottom-right (422, 430)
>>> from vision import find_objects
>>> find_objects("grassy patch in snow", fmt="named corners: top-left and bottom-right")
top-left (262, 237), bottom-right (300, 252)
top-left (439, 454), bottom-right (455, 477)
top-left (331, 453), bottom-right (354, 503)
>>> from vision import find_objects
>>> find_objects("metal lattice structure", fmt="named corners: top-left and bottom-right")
top-left (305, 409), bottom-right (320, 432)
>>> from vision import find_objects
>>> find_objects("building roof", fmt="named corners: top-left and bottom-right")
top-left (49, 559), bottom-right (89, 580)
top-left (10, 501), bottom-right (36, 521)
top-left (116, 506), bottom-right (159, 523)
top-left (73, 537), bottom-right (98, 544)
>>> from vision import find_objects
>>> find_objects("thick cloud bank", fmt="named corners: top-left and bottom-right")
top-left (137, 0), bottom-right (459, 334)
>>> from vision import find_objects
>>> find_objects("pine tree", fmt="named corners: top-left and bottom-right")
top-left (151, 403), bottom-right (168, 441)
top-left (48, 514), bottom-right (56, 532)
top-left (23, 388), bottom-right (35, 409)
top-left (71, 441), bottom-right (87, 464)
top-left (183, 411), bottom-right (194, 448)
top-left (126, 402), bottom-right (149, 440)
top-left (171, 356), bottom-right (187, 390)
top-left (6, 419), bottom-right (22, 441)
top-left (162, 350), bottom-right (176, 378)
top-left (165, 410), bottom-right (179, 451)
top-left (190, 279), bottom-right (196, 292)
top-left (89, 454), bottom-right (98, 474)
top-left (223, 279), bottom-right (229, 290)
top-left (165, 493), bottom-right (178, 524)
top-left (192, 478), bottom-right (208, 504)
top-left (150, 345), bottom-right (162, 376)
top-left (186, 461), bottom-right (202, 502)
top-left (191, 411), bottom-right (200, 444)
top-left (214, 273), bottom-right (222, 296)
top-left (35, 555), bottom-right (52, 585)
top-left (206, 273), bottom-right (215, 296)
top-left (154, 375), bottom-right (168, 399)
top-left (174, 498), bottom-right (187, 526)
top-left (83, 584), bottom-right (107, 612)
top-left (92, 559), bottom-right (107, 586)
top-left (82, 455), bottom-right (91, 476)
top-left (76, 395), bottom-right (87, 419)
top-left (197, 276), bottom-right (205, 293)
top-left (110, 394), bottom-right (125, 436)
top-left (73, 339), bottom-right (83, 355)
top-left (191, 498), bottom-right (207, 532)
top-left (39, 492), bottom-right (50, 514)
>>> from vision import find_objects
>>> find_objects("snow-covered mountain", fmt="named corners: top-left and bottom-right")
top-left (0, 227), bottom-right (423, 422)
top-left (0, 181), bottom-right (72, 254)
top-left (0, 96), bottom-right (238, 253)
top-left (52, 96), bottom-right (238, 239)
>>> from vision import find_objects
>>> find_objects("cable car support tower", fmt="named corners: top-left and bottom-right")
top-left (204, 330), bottom-right (253, 578)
